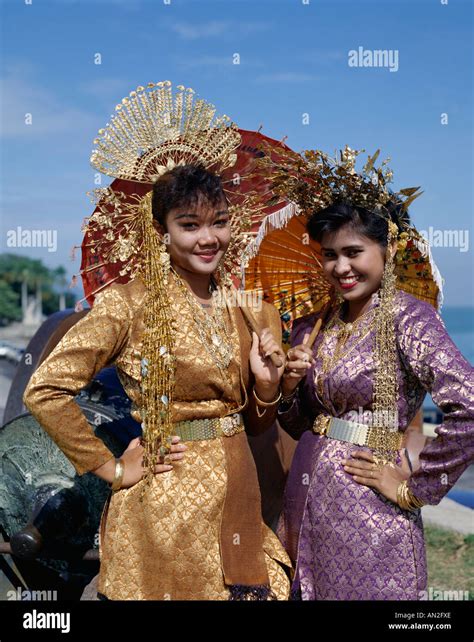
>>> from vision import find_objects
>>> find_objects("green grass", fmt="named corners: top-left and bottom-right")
top-left (425, 525), bottom-right (473, 598)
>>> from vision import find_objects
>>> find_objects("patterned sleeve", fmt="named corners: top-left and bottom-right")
top-left (23, 285), bottom-right (132, 476)
top-left (397, 298), bottom-right (474, 505)
top-left (277, 316), bottom-right (316, 440)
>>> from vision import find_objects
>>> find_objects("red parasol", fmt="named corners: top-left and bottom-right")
top-left (73, 129), bottom-right (296, 309)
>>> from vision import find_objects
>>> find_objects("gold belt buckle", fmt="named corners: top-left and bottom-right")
top-left (312, 415), bottom-right (331, 436)
top-left (220, 413), bottom-right (243, 437)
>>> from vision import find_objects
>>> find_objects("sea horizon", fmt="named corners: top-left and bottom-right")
top-left (424, 305), bottom-right (473, 409)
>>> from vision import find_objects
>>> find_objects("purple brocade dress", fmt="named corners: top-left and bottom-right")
top-left (277, 290), bottom-right (474, 600)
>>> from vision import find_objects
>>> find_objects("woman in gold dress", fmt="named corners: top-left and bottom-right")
top-left (22, 82), bottom-right (292, 600)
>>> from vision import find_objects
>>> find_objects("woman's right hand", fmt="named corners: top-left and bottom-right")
top-left (93, 436), bottom-right (187, 488)
top-left (120, 436), bottom-right (187, 487)
top-left (281, 332), bottom-right (315, 396)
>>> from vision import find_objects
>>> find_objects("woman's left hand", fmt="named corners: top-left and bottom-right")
top-left (342, 449), bottom-right (411, 504)
top-left (249, 328), bottom-right (286, 387)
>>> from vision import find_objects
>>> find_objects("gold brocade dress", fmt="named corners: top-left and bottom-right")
top-left (23, 274), bottom-right (292, 600)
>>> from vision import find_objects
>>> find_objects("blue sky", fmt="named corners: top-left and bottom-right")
top-left (0, 0), bottom-right (472, 306)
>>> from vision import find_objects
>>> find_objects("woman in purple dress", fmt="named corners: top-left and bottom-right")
top-left (274, 152), bottom-right (474, 600)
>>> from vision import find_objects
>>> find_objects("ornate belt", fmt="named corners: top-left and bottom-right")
top-left (312, 414), bottom-right (403, 450)
top-left (173, 413), bottom-right (244, 442)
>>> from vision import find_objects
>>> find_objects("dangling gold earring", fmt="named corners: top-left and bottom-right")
top-left (381, 221), bottom-right (398, 299)
top-left (153, 223), bottom-right (171, 272)
top-left (157, 234), bottom-right (171, 271)
top-left (216, 260), bottom-right (232, 290)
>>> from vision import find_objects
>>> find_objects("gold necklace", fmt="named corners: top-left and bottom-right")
top-left (315, 305), bottom-right (377, 398)
top-left (170, 268), bottom-right (234, 371)
top-left (317, 305), bottom-right (376, 374)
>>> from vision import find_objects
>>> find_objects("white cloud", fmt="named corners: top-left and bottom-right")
top-left (171, 21), bottom-right (230, 40)
top-left (49, 0), bottom-right (143, 6)
top-left (177, 54), bottom-right (266, 70)
top-left (255, 72), bottom-right (317, 83)
top-left (0, 63), bottom-right (97, 139)
top-left (300, 50), bottom-right (346, 65)
top-left (177, 55), bottom-right (241, 69)
top-left (171, 20), bottom-right (271, 40)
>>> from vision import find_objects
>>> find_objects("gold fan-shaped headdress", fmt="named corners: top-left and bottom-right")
top-left (90, 80), bottom-right (240, 182)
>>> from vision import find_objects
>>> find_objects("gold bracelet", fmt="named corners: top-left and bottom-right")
top-left (397, 480), bottom-right (424, 511)
top-left (396, 480), bottom-right (410, 510)
top-left (397, 480), bottom-right (413, 510)
top-left (252, 386), bottom-right (282, 407)
top-left (111, 458), bottom-right (125, 491)
top-left (406, 486), bottom-right (425, 510)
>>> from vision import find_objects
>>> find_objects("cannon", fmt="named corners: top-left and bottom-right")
top-left (0, 309), bottom-right (142, 600)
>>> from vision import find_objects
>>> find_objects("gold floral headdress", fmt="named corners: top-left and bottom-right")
top-left (77, 81), bottom-right (253, 483)
top-left (256, 144), bottom-right (423, 224)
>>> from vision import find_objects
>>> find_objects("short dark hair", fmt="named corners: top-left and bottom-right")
top-left (151, 164), bottom-right (227, 229)
top-left (306, 199), bottom-right (409, 248)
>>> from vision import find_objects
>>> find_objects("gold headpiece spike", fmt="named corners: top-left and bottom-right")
top-left (174, 85), bottom-right (185, 131)
top-left (363, 149), bottom-right (380, 174)
top-left (399, 187), bottom-right (424, 211)
top-left (399, 187), bottom-right (421, 196)
top-left (148, 83), bottom-right (167, 130)
top-left (184, 87), bottom-right (195, 129)
top-left (163, 80), bottom-right (173, 113)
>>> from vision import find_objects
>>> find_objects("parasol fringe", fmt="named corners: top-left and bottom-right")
top-left (413, 235), bottom-right (444, 309)
top-left (240, 202), bottom-right (300, 286)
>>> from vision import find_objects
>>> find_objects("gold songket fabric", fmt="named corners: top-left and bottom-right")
top-left (23, 274), bottom-right (292, 600)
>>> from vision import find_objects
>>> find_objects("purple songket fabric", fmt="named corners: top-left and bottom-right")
top-left (277, 290), bottom-right (474, 600)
